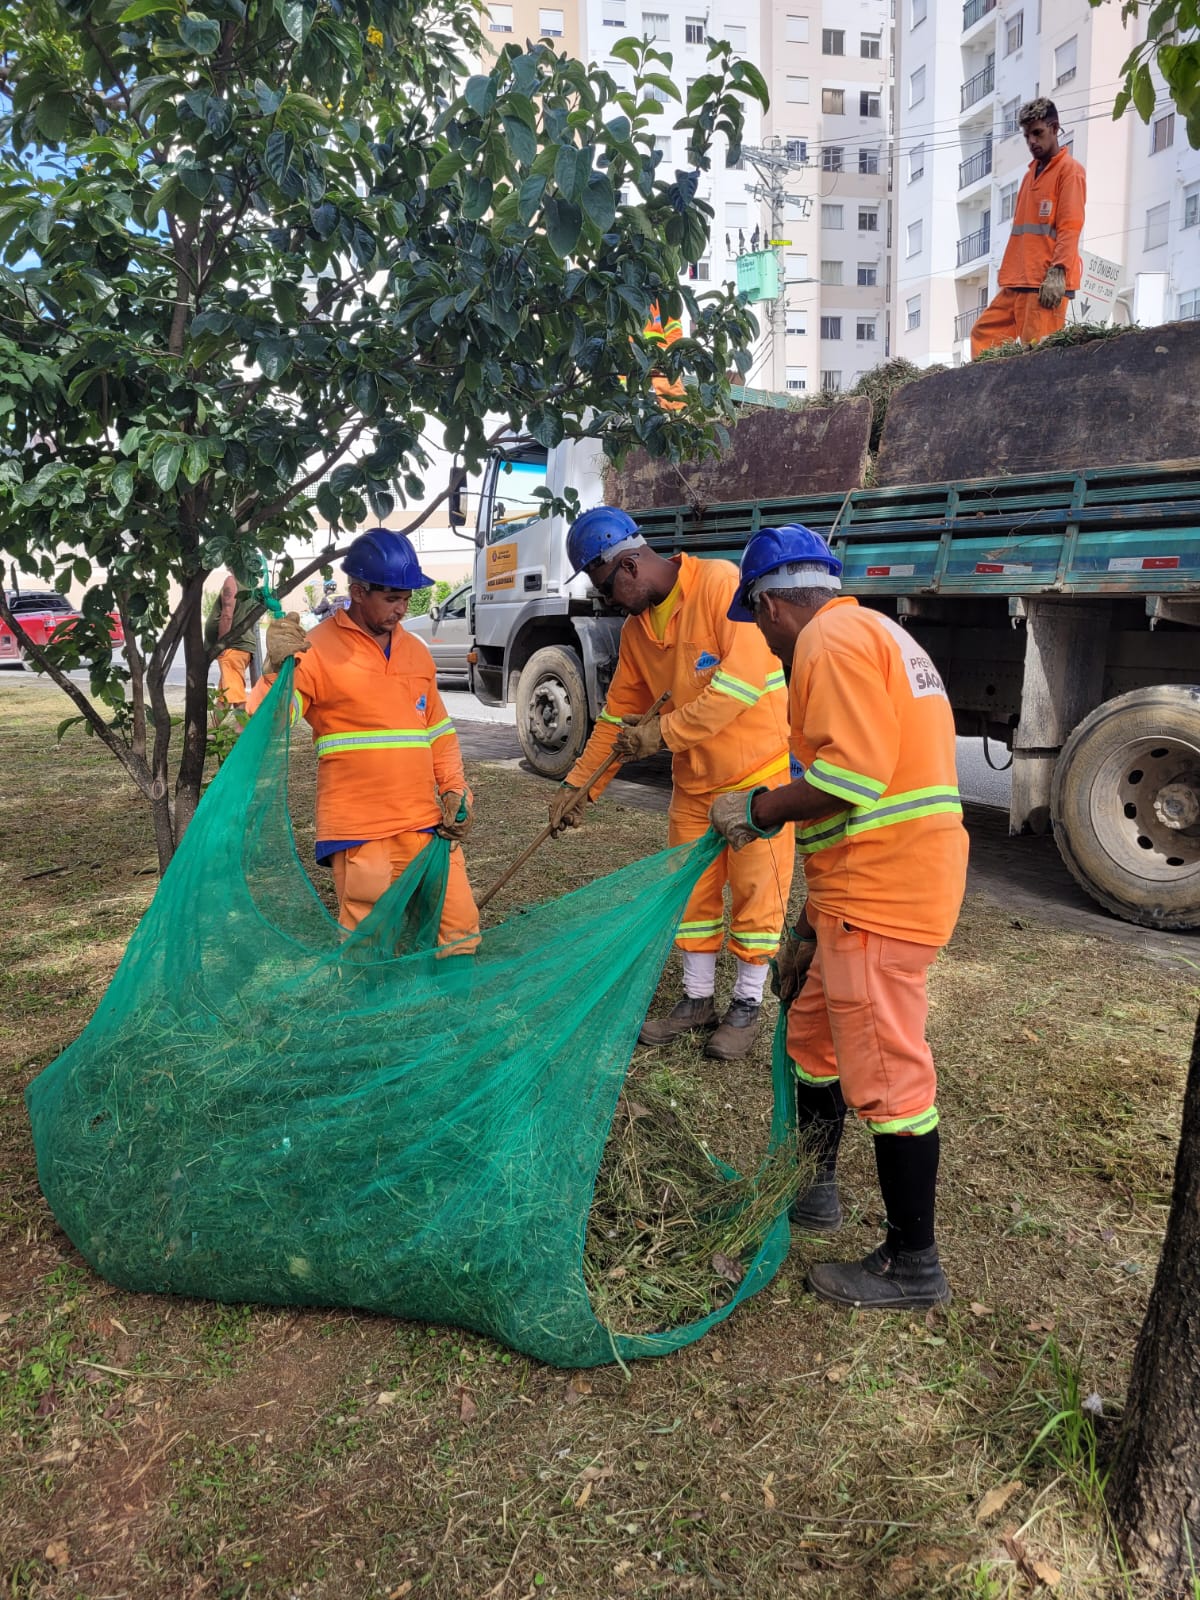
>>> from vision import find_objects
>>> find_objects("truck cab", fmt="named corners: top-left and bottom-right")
top-left (470, 435), bottom-right (622, 777)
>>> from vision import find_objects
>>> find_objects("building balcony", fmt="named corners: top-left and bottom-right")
top-left (960, 62), bottom-right (995, 112)
top-left (958, 145), bottom-right (993, 188)
top-left (962, 0), bottom-right (996, 29)
top-left (954, 305), bottom-right (983, 340)
top-left (956, 225), bottom-right (990, 266)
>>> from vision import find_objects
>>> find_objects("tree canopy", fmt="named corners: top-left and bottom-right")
top-left (1091, 0), bottom-right (1200, 148)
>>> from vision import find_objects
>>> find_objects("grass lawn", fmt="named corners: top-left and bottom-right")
top-left (1, 680), bottom-right (1197, 1600)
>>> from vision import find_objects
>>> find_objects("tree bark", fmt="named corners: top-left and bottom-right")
top-left (173, 572), bottom-right (210, 846)
top-left (1111, 1010), bottom-right (1200, 1594)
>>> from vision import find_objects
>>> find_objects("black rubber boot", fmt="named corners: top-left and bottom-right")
top-left (704, 998), bottom-right (761, 1060)
top-left (806, 1243), bottom-right (951, 1309)
top-left (638, 995), bottom-right (719, 1047)
top-left (789, 1076), bottom-right (847, 1234)
top-left (788, 1181), bottom-right (844, 1234)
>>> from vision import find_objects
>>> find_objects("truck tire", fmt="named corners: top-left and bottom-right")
top-left (516, 645), bottom-right (590, 779)
top-left (1051, 685), bottom-right (1200, 931)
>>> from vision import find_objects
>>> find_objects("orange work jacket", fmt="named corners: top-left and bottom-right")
top-left (644, 300), bottom-right (685, 410)
top-left (247, 610), bottom-right (468, 842)
top-left (788, 598), bottom-right (968, 946)
top-left (567, 554), bottom-right (790, 800)
top-left (999, 147), bottom-right (1086, 291)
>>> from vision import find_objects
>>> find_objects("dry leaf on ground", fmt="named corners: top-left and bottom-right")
top-left (976, 1480), bottom-right (1023, 1523)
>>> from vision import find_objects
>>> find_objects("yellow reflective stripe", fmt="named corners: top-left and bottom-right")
top-left (794, 1062), bottom-right (840, 1088)
top-left (716, 752), bottom-right (790, 794)
top-left (796, 810), bottom-right (850, 854)
top-left (678, 918), bottom-right (723, 934)
top-left (598, 709), bottom-right (623, 726)
top-left (315, 729), bottom-right (431, 756)
top-left (845, 789), bottom-right (962, 837)
top-left (807, 758), bottom-right (888, 804)
top-left (764, 669), bottom-right (786, 694)
top-left (867, 1107), bottom-right (940, 1136)
top-left (733, 932), bottom-right (782, 948)
top-left (289, 690), bottom-right (305, 726)
top-left (427, 717), bottom-right (455, 742)
top-left (712, 668), bottom-right (761, 706)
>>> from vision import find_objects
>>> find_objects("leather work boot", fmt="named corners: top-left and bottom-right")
top-left (806, 1244), bottom-right (951, 1311)
top-left (638, 995), bottom-right (719, 1047)
top-left (704, 998), bottom-right (761, 1061)
top-left (788, 1180), bottom-right (844, 1235)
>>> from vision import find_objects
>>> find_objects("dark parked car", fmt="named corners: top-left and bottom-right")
top-left (402, 581), bottom-right (471, 678)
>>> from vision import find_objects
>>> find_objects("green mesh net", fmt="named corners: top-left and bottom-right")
top-left (26, 664), bottom-right (797, 1368)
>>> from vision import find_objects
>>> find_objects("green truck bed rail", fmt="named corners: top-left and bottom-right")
top-left (636, 461), bottom-right (1200, 599)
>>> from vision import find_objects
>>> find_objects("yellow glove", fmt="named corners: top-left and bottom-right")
top-left (770, 927), bottom-right (818, 1007)
top-left (1038, 264), bottom-right (1066, 311)
top-left (437, 790), bottom-right (473, 841)
top-left (548, 783), bottom-right (584, 835)
top-left (613, 714), bottom-right (664, 762)
top-left (264, 612), bottom-right (311, 674)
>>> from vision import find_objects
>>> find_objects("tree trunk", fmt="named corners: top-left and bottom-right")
top-left (173, 573), bottom-right (210, 846)
top-left (1110, 1011), bottom-right (1200, 1594)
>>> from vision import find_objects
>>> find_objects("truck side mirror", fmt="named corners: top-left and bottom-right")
top-left (448, 466), bottom-right (467, 528)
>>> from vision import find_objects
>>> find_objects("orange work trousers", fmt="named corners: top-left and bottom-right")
top-left (330, 832), bottom-right (481, 953)
top-left (216, 648), bottom-right (252, 708)
top-left (669, 778), bottom-right (794, 965)
top-left (786, 907), bottom-right (940, 1135)
top-left (970, 288), bottom-right (1067, 359)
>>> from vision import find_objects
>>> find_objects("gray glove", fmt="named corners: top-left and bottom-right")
top-left (265, 612), bottom-right (311, 673)
top-left (708, 788), bottom-right (782, 852)
top-left (1038, 264), bottom-right (1066, 311)
top-left (437, 790), bottom-right (473, 841)
top-left (770, 928), bottom-right (818, 1007)
top-left (548, 783), bottom-right (584, 835)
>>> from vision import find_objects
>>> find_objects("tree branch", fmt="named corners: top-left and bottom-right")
top-left (240, 416), bottom-right (372, 529)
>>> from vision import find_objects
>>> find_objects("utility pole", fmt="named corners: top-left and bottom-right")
top-left (740, 137), bottom-right (812, 394)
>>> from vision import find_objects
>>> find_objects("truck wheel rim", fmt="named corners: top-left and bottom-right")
top-left (527, 677), bottom-right (573, 753)
top-left (1090, 734), bottom-right (1200, 886)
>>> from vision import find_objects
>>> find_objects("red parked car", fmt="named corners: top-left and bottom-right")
top-left (0, 590), bottom-right (125, 668)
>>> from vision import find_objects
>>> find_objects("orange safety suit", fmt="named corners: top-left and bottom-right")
top-left (247, 610), bottom-right (479, 951)
top-left (644, 301), bottom-right (686, 411)
top-left (971, 147), bottom-right (1086, 358)
top-left (567, 554), bottom-right (794, 964)
top-left (784, 598), bottom-right (968, 1133)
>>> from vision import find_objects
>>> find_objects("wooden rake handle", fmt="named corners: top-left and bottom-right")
top-left (475, 690), bottom-right (671, 911)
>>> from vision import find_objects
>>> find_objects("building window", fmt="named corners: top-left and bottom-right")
top-left (726, 23), bottom-right (746, 49)
top-left (787, 314), bottom-right (807, 335)
top-left (654, 135), bottom-right (671, 162)
top-left (860, 91), bottom-right (881, 117)
top-left (820, 259), bottom-right (843, 285)
top-left (726, 202), bottom-right (749, 227)
top-left (786, 13), bottom-right (810, 42)
top-left (487, 3), bottom-right (513, 29)
top-left (538, 6), bottom-right (563, 33)
top-left (857, 261), bottom-right (878, 286)
top-left (602, 0), bottom-right (625, 24)
top-left (642, 11), bottom-right (668, 38)
top-left (1152, 112), bottom-right (1175, 153)
top-left (1002, 96), bottom-right (1021, 136)
top-left (821, 370), bottom-right (842, 392)
top-left (858, 207), bottom-right (879, 231)
top-left (861, 32), bottom-right (881, 58)
top-left (821, 146), bottom-right (845, 172)
top-left (911, 0), bottom-right (926, 24)
top-left (908, 142), bottom-right (925, 181)
top-left (821, 314), bottom-right (842, 339)
top-left (1184, 182), bottom-right (1200, 228)
top-left (1000, 180), bottom-right (1017, 221)
top-left (786, 365), bottom-right (808, 391)
top-left (1178, 288), bottom-right (1200, 322)
top-left (859, 147), bottom-right (880, 174)
top-left (788, 76), bottom-right (811, 103)
top-left (822, 27), bottom-right (844, 53)
top-left (822, 87), bottom-right (845, 114)
top-left (688, 258), bottom-right (711, 280)
top-left (906, 294), bottom-right (921, 330)
top-left (910, 66), bottom-right (925, 107)
top-left (1055, 35), bottom-right (1077, 85)
top-left (822, 203), bottom-right (844, 229)
top-left (685, 15), bottom-right (704, 42)
top-left (1005, 10), bottom-right (1023, 53)
top-left (857, 319), bottom-right (877, 340)
top-left (786, 137), bottom-right (808, 163)
top-left (785, 252), bottom-right (810, 279)
top-left (1145, 201), bottom-right (1169, 249)
top-left (644, 82), bottom-right (670, 104)
top-left (906, 218), bottom-right (922, 256)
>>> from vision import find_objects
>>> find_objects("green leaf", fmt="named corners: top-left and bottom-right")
top-left (35, 94), bottom-right (74, 143)
top-left (732, 59), bottom-right (769, 107)
top-left (353, 372), bottom-right (379, 414)
top-left (609, 37), bottom-right (641, 67)
top-left (463, 174), bottom-right (493, 220)
top-left (256, 335), bottom-right (292, 379)
top-left (178, 12), bottom-right (221, 54)
top-left (581, 174), bottom-right (615, 231)
top-left (465, 75), bottom-right (497, 115)
top-left (1131, 63), bottom-right (1156, 121)
top-left (554, 143), bottom-right (592, 201)
top-left (686, 74), bottom-right (722, 113)
top-left (502, 115), bottom-right (536, 167)
top-left (271, 279), bottom-right (301, 322)
top-left (544, 197), bottom-right (582, 255)
top-left (118, 0), bottom-right (179, 20)
top-left (152, 442), bottom-right (184, 492)
top-left (640, 73), bottom-right (680, 102)
top-left (110, 461), bottom-right (136, 510)
top-left (517, 173), bottom-right (547, 224)
top-left (428, 151), bottom-right (465, 187)
top-left (279, 0), bottom-right (314, 44)
top-left (529, 407), bottom-right (563, 447)
top-left (182, 439), bottom-right (209, 483)
top-left (430, 296), bottom-right (456, 325)
top-left (264, 129), bottom-right (294, 188)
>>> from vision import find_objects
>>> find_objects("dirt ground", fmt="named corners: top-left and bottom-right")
top-left (1, 681), bottom-right (1197, 1600)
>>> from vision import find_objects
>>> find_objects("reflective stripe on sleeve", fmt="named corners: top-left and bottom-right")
top-left (711, 668), bottom-right (762, 706)
top-left (426, 716), bottom-right (455, 743)
top-left (598, 709), bottom-right (623, 726)
top-left (845, 787), bottom-right (962, 837)
top-left (807, 758), bottom-right (889, 805)
top-left (289, 690), bottom-right (306, 726)
top-left (765, 669), bottom-right (786, 694)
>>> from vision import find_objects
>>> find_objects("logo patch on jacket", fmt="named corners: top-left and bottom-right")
top-left (790, 755), bottom-right (806, 780)
top-left (416, 694), bottom-right (427, 713)
top-left (1038, 199), bottom-right (1052, 219)
top-left (695, 650), bottom-right (719, 671)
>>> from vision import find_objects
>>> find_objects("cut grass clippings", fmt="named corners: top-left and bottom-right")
top-left (1, 680), bottom-right (1198, 1600)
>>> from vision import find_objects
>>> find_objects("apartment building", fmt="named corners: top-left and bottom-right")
top-left (483, 0), bottom-right (583, 64)
top-left (891, 0), bottom-right (1199, 366)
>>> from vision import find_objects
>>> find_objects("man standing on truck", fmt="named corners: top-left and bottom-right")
top-left (709, 526), bottom-right (968, 1310)
top-left (970, 98), bottom-right (1086, 360)
top-left (548, 507), bottom-right (794, 1061)
top-left (247, 528), bottom-right (479, 952)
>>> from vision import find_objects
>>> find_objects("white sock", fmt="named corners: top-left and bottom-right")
top-left (732, 959), bottom-right (768, 1003)
top-left (681, 950), bottom-right (718, 999)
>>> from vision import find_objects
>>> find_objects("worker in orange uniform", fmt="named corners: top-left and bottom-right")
top-left (643, 301), bottom-right (686, 411)
top-left (206, 568), bottom-right (258, 710)
top-left (548, 507), bottom-right (794, 1061)
top-left (971, 98), bottom-right (1086, 359)
top-left (248, 529), bottom-right (479, 952)
top-left (710, 526), bottom-right (968, 1310)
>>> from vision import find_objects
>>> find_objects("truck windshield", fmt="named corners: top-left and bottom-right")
top-left (483, 447), bottom-right (548, 544)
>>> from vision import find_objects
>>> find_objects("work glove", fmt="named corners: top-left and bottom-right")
top-left (264, 612), bottom-right (311, 674)
top-left (548, 783), bottom-right (584, 835)
top-left (614, 714), bottom-right (664, 762)
top-left (770, 927), bottom-right (818, 1008)
top-left (437, 789), bottom-right (473, 841)
top-left (708, 787), bottom-right (782, 852)
top-left (1038, 264), bottom-right (1066, 311)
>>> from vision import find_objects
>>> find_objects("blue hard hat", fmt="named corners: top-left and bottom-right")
top-left (728, 525), bottom-right (842, 621)
top-left (566, 506), bottom-right (642, 578)
top-left (323, 578), bottom-right (337, 592)
top-left (342, 528), bottom-right (434, 590)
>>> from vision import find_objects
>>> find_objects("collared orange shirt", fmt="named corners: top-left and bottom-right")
top-left (999, 147), bottom-right (1086, 291)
